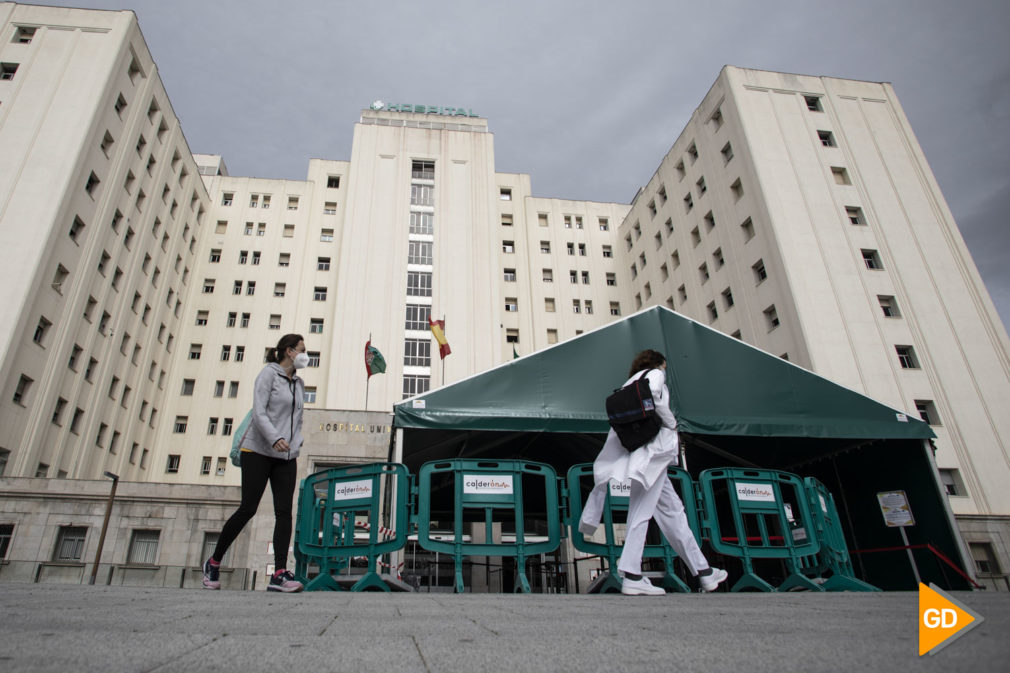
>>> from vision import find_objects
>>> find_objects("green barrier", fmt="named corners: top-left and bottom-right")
top-left (802, 476), bottom-right (880, 591)
top-left (293, 462), bottom-right (409, 592)
top-left (565, 463), bottom-right (699, 593)
top-left (416, 459), bottom-right (560, 593)
top-left (699, 468), bottom-right (823, 592)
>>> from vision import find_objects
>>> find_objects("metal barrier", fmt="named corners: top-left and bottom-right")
top-left (699, 468), bottom-right (823, 592)
top-left (415, 459), bottom-right (561, 593)
top-left (293, 463), bottom-right (409, 592)
top-left (802, 477), bottom-right (879, 591)
top-left (565, 463), bottom-right (700, 593)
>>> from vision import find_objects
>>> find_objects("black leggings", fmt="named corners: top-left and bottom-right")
top-left (213, 451), bottom-right (297, 569)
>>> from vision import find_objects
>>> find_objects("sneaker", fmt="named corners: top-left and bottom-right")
top-left (699, 567), bottom-right (728, 592)
top-left (267, 569), bottom-right (304, 593)
top-left (621, 576), bottom-right (666, 596)
top-left (202, 558), bottom-right (220, 590)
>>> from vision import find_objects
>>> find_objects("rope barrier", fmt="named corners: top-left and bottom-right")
top-left (849, 543), bottom-right (981, 589)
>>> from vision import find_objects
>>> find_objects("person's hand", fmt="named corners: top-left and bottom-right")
top-left (273, 438), bottom-right (291, 453)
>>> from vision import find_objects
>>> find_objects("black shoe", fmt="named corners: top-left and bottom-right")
top-left (202, 558), bottom-right (220, 590)
top-left (267, 569), bottom-right (303, 593)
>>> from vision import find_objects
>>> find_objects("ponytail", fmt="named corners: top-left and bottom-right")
top-left (269, 333), bottom-right (304, 364)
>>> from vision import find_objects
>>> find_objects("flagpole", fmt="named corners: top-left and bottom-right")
top-left (365, 333), bottom-right (371, 412)
top-left (441, 315), bottom-right (446, 386)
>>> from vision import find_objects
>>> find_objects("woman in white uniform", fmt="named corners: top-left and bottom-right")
top-left (579, 349), bottom-right (728, 595)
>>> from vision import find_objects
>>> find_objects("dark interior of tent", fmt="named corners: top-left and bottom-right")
top-left (396, 427), bottom-right (971, 591)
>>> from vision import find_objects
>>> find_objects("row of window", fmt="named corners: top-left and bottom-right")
top-left (195, 311), bottom-right (326, 334)
top-left (208, 249), bottom-right (330, 270)
top-left (200, 279), bottom-right (329, 301)
top-left (402, 163), bottom-right (436, 399)
top-left (219, 179), bottom-right (339, 211)
top-left (511, 213), bottom-right (611, 232)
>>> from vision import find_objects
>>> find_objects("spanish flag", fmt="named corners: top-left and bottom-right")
top-left (428, 317), bottom-right (451, 360)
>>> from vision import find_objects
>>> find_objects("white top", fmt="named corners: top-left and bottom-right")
top-left (593, 369), bottom-right (680, 490)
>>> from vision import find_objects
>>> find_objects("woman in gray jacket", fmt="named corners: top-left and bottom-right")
top-left (203, 333), bottom-right (306, 592)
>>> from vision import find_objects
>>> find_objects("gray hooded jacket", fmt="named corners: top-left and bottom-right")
top-left (244, 362), bottom-right (304, 460)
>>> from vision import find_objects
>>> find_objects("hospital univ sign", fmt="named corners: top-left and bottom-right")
top-left (370, 100), bottom-right (478, 117)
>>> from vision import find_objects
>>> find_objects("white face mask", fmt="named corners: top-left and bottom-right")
top-left (292, 352), bottom-right (310, 369)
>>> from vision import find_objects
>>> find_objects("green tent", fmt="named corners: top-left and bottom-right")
top-left (392, 307), bottom-right (970, 590)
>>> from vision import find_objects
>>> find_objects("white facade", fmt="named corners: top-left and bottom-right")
top-left (1, 5), bottom-right (1008, 586)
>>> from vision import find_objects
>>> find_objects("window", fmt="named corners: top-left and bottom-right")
top-left (0, 523), bottom-right (13, 559)
top-left (232, 280), bottom-right (243, 295)
top-left (804, 95), bottom-right (823, 112)
top-left (402, 375), bottom-right (430, 399)
top-left (506, 329), bottom-right (519, 344)
top-left (740, 217), bottom-right (755, 242)
top-left (14, 26), bottom-right (36, 43)
top-left (235, 346), bottom-right (245, 362)
top-left (730, 178), bottom-right (744, 200)
top-left (818, 130), bottom-right (836, 147)
top-left (566, 242), bottom-right (575, 256)
top-left (33, 316), bottom-right (52, 346)
top-left (201, 456), bottom-right (212, 474)
top-left (503, 240), bottom-right (515, 254)
top-left (547, 329), bottom-right (558, 344)
top-left (313, 286), bottom-right (327, 301)
top-left (66, 216), bottom-right (89, 247)
top-left (713, 248), bottom-right (725, 268)
top-left (764, 305), bottom-right (780, 330)
top-left (697, 177), bottom-right (707, 196)
top-left (213, 381), bottom-right (224, 398)
top-left (283, 224), bottom-right (295, 237)
top-left (68, 345), bottom-right (82, 371)
top-left (939, 469), bottom-right (965, 497)
top-left (403, 339), bottom-right (431, 367)
top-left (687, 142), bottom-right (698, 163)
top-left (698, 262), bottom-right (709, 283)
top-left (181, 379), bottom-right (195, 396)
top-left (408, 241), bottom-right (433, 265)
top-left (572, 300), bottom-right (582, 314)
top-left (684, 192), bottom-right (694, 212)
top-left (878, 295), bottom-right (900, 318)
top-left (722, 287), bottom-right (735, 309)
top-left (310, 318), bottom-right (324, 334)
top-left (753, 259), bottom-right (767, 283)
top-left (499, 188), bottom-right (512, 201)
top-left (505, 297), bottom-right (518, 312)
top-left (0, 62), bottom-right (20, 81)
top-left (114, 93), bottom-right (127, 117)
top-left (585, 300), bottom-right (594, 315)
top-left (327, 175), bottom-right (341, 188)
top-left (845, 206), bottom-right (865, 225)
top-left (287, 197), bottom-right (299, 210)
top-left (862, 249), bottom-right (883, 270)
top-left (544, 298), bottom-right (555, 312)
top-left (70, 408), bottom-right (83, 434)
top-left (222, 417), bottom-right (234, 435)
top-left (606, 272), bottom-right (617, 287)
top-left (599, 218), bottom-right (609, 231)
top-left (707, 301), bottom-right (718, 322)
top-left (412, 160), bottom-right (434, 179)
top-left (228, 381), bottom-right (239, 398)
top-left (581, 271), bottom-right (590, 284)
top-left (410, 212), bottom-right (433, 235)
top-left (53, 526), bottom-right (87, 562)
top-left (166, 455), bottom-right (180, 474)
top-left (570, 270), bottom-right (578, 284)
top-left (203, 278), bottom-right (216, 294)
top-left (540, 241), bottom-right (551, 254)
top-left (411, 184), bottom-right (434, 206)
top-left (216, 458), bottom-right (227, 476)
top-left (173, 416), bottom-right (188, 434)
top-left (13, 374), bottom-right (33, 405)
top-left (635, 293), bottom-right (642, 309)
top-left (609, 302), bottom-right (621, 316)
top-left (252, 251), bottom-right (261, 265)
top-left (915, 400), bottom-right (940, 425)
top-left (675, 159), bottom-right (685, 179)
top-left (895, 345), bottom-right (919, 369)
top-left (51, 398), bottom-right (67, 426)
top-left (630, 264), bottom-right (637, 280)
top-left (221, 345), bottom-right (231, 362)
top-left (690, 227), bottom-right (701, 247)
top-left (501, 214), bottom-right (513, 227)
top-left (405, 304), bottom-right (431, 331)
top-left (304, 387), bottom-right (317, 404)
top-left (323, 202), bottom-right (337, 215)
top-left (245, 281), bottom-right (256, 296)
top-left (274, 283), bottom-right (286, 298)
top-left (831, 167), bottom-right (851, 185)
top-left (407, 271), bottom-right (432, 296)
top-left (503, 268), bottom-right (517, 282)
top-left (646, 202), bottom-right (657, 219)
top-left (721, 142), bottom-right (734, 163)
top-left (578, 243), bottom-right (587, 257)
top-left (244, 222), bottom-right (253, 236)
top-left (542, 268), bottom-right (554, 283)
top-left (189, 344), bottom-right (202, 360)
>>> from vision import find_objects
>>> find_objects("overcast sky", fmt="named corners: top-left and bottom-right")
top-left (21, 0), bottom-right (1010, 327)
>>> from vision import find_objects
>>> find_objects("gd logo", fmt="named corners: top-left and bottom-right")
top-left (918, 583), bottom-right (985, 656)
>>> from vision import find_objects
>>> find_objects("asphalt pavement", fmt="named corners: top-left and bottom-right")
top-left (1, 583), bottom-right (1008, 672)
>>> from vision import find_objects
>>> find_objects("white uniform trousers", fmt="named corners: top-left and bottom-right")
top-left (616, 476), bottom-right (709, 576)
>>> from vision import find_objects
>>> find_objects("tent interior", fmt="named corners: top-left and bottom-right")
top-left (392, 307), bottom-right (972, 590)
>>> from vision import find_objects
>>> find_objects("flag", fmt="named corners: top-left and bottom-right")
top-left (429, 317), bottom-right (451, 359)
top-left (364, 340), bottom-right (386, 378)
top-left (512, 344), bottom-right (519, 359)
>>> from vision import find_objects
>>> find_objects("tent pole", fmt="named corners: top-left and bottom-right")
top-left (922, 438), bottom-right (977, 588)
top-left (831, 454), bottom-right (870, 582)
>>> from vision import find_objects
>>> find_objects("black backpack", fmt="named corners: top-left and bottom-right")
top-left (605, 370), bottom-right (662, 450)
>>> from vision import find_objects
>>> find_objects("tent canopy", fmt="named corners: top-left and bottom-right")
top-left (393, 306), bottom-right (934, 442)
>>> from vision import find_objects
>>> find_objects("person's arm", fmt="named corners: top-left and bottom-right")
top-left (648, 370), bottom-right (678, 430)
top-left (251, 368), bottom-right (284, 449)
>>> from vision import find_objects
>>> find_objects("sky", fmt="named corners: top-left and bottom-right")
top-left (19, 0), bottom-right (1010, 327)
